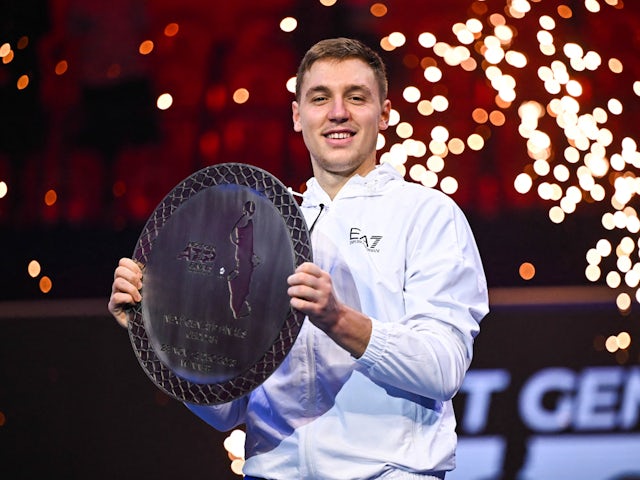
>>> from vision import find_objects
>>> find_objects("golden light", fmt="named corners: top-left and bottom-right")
top-left (388, 109), bottom-right (400, 126)
top-left (448, 138), bottom-right (465, 155)
top-left (566, 79), bottom-right (583, 97)
top-left (467, 133), bottom-right (484, 151)
top-left (0, 181), bottom-right (7, 198)
top-left (409, 163), bottom-right (427, 183)
top-left (421, 170), bottom-right (438, 188)
top-left (514, 173), bottom-right (533, 194)
top-left (625, 269), bottom-right (640, 288)
top-left (607, 98), bottom-right (623, 115)
top-left (423, 66), bottom-right (443, 83)
top-left (519, 262), bottom-right (536, 280)
top-left (370, 3), bottom-right (388, 17)
top-left (617, 331), bottom-right (632, 350)
top-left (17, 74), bottom-right (29, 90)
top-left (157, 93), bottom-right (173, 110)
top-left (0, 43), bottom-right (10, 57)
top-left (44, 189), bottom-right (57, 207)
top-left (539, 15), bottom-right (556, 30)
top-left (549, 206), bottom-right (565, 224)
top-left (584, 51), bottom-right (602, 70)
top-left (431, 126), bottom-right (449, 143)
top-left (608, 58), bottom-right (623, 74)
top-left (557, 5), bottom-right (573, 18)
top-left (286, 76), bottom-right (296, 94)
top-left (417, 100), bottom-right (434, 116)
top-left (585, 0), bottom-right (601, 13)
top-left (139, 40), bottom-right (154, 55)
top-left (605, 335), bottom-right (619, 353)
top-left (380, 37), bottom-right (394, 52)
top-left (607, 271), bottom-right (622, 288)
top-left (223, 429), bottom-right (246, 460)
top-left (488, 13), bottom-right (506, 27)
top-left (429, 140), bottom-right (447, 156)
top-left (402, 86), bottom-right (421, 103)
top-left (54, 60), bottom-right (68, 75)
top-left (27, 260), bottom-right (41, 278)
top-left (472, 108), bottom-right (489, 124)
top-left (427, 155), bottom-right (445, 173)
top-left (231, 459), bottom-right (244, 475)
top-left (440, 176), bottom-right (458, 195)
top-left (164, 23), bottom-right (179, 37)
top-left (396, 122), bottom-right (413, 139)
top-left (2, 49), bottom-right (14, 64)
top-left (455, 26), bottom-right (475, 45)
top-left (232, 88), bottom-right (250, 104)
top-left (279, 17), bottom-right (297, 33)
top-left (388, 32), bottom-right (406, 48)
top-left (466, 17), bottom-right (483, 33)
top-left (39, 276), bottom-right (53, 294)
top-left (418, 32), bottom-right (436, 49)
top-left (505, 50), bottom-right (527, 68)
top-left (585, 264), bottom-right (601, 282)
top-left (431, 95), bottom-right (449, 112)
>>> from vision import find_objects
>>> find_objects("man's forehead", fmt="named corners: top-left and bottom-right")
top-left (300, 58), bottom-right (377, 93)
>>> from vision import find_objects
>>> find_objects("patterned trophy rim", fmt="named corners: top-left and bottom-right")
top-left (128, 163), bottom-right (312, 405)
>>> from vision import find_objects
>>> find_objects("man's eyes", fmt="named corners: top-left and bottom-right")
top-left (310, 95), bottom-right (367, 103)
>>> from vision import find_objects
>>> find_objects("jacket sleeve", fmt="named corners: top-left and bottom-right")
top-left (356, 196), bottom-right (489, 402)
top-left (184, 396), bottom-right (249, 432)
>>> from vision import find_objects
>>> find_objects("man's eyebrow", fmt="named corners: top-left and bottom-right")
top-left (304, 84), bottom-right (374, 99)
top-left (304, 85), bottom-right (331, 99)
top-left (343, 84), bottom-right (373, 95)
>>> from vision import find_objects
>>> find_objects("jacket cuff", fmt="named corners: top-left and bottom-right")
top-left (356, 316), bottom-right (388, 368)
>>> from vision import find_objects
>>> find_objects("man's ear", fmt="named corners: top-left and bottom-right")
top-left (292, 101), bottom-right (302, 132)
top-left (379, 99), bottom-right (391, 131)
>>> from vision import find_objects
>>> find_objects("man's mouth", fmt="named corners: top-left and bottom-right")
top-left (324, 131), bottom-right (355, 139)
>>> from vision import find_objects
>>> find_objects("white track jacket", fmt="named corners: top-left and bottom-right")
top-left (187, 162), bottom-right (489, 479)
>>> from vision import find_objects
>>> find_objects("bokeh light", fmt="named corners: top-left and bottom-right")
top-left (519, 262), bottom-right (536, 280)
top-left (157, 93), bottom-right (173, 110)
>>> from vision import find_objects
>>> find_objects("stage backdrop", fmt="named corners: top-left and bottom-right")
top-left (0, 288), bottom-right (638, 479)
top-left (451, 288), bottom-right (640, 480)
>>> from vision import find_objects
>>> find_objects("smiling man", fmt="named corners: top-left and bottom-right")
top-left (109, 37), bottom-right (489, 479)
top-left (291, 50), bottom-right (391, 200)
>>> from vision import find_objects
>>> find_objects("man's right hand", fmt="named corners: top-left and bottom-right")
top-left (108, 257), bottom-right (143, 327)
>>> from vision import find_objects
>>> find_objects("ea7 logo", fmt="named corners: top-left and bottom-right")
top-left (349, 227), bottom-right (382, 251)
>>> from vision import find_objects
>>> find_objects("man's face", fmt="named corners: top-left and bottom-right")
top-left (292, 58), bottom-right (391, 181)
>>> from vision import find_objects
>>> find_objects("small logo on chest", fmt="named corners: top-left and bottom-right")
top-left (349, 227), bottom-right (382, 252)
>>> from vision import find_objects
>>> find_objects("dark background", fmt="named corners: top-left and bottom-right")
top-left (1, 0), bottom-right (639, 300)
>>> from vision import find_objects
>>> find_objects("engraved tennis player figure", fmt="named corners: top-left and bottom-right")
top-left (227, 200), bottom-right (261, 319)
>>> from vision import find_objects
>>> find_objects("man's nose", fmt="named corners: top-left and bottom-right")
top-left (328, 99), bottom-right (349, 122)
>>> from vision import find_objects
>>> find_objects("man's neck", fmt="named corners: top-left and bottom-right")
top-left (312, 163), bottom-right (376, 200)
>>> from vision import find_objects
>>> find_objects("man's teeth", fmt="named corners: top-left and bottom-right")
top-left (326, 132), bottom-right (352, 139)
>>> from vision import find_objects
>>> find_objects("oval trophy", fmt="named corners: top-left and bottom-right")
top-left (127, 163), bottom-right (312, 405)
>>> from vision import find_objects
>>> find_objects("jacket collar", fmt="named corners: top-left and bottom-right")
top-left (302, 162), bottom-right (402, 206)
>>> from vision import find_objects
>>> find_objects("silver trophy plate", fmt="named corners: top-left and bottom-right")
top-left (128, 163), bottom-right (312, 405)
